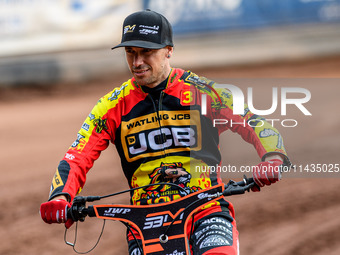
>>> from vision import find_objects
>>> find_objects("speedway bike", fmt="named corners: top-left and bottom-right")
top-left (65, 176), bottom-right (254, 255)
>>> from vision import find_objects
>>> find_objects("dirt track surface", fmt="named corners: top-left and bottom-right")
top-left (1, 56), bottom-right (340, 255)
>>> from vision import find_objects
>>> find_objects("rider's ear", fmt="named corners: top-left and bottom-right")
top-left (166, 46), bottom-right (173, 58)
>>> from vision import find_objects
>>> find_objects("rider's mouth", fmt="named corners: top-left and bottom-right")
top-left (133, 69), bottom-right (149, 77)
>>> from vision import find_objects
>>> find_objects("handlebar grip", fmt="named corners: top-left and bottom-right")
top-left (67, 199), bottom-right (88, 222)
top-left (67, 207), bottom-right (73, 221)
top-left (67, 205), bottom-right (82, 222)
top-left (67, 204), bottom-right (95, 222)
top-left (66, 194), bottom-right (100, 222)
top-left (223, 176), bottom-right (255, 196)
top-left (246, 177), bottom-right (254, 184)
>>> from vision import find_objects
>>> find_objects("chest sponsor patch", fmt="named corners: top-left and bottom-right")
top-left (121, 110), bottom-right (202, 162)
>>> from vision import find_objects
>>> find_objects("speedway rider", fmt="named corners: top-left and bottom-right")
top-left (40, 9), bottom-right (290, 255)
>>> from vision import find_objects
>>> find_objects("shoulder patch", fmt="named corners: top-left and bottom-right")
top-left (182, 71), bottom-right (214, 86)
top-left (108, 83), bottom-right (129, 101)
top-left (103, 80), bottom-right (135, 109)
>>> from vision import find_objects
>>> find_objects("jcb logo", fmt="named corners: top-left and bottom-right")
top-left (121, 110), bottom-right (202, 162)
top-left (125, 126), bottom-right (198, 161)
top-left (143, 210), bottom-right (184, 230)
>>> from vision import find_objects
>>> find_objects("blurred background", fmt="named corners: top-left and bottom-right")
top-left (1, 0), bottom-right (340, 254)
top-left (1, 0), bottom-right (340, 86)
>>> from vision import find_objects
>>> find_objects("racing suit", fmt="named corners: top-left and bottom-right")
top-left (48, 68), bottom-right (288, 254)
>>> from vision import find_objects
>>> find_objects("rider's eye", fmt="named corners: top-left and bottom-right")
top-left (143, 49), bottom-right (153, 54)
top-left (125, 48), bottom-right (134, 54)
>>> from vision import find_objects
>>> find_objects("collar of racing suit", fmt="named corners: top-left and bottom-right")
top-left (141, 76), bottom-right (168, 100)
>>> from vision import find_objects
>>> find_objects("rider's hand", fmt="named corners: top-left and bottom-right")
top-left (251, 159), bottom-right (283, 192)
top-left (40, 199), bottom-right (73, 229)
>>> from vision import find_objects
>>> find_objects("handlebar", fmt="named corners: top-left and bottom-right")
top-left (67, 176), bottom-right (255, 222)
top-left (65, 176), bottom-right (255, 255)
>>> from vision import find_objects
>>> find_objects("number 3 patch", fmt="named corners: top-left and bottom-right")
top-left (180, 89), bottom-right (196, 106)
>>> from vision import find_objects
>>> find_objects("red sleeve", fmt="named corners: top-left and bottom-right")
top-left (210, 85), bottom-right (288, 161)
top-left (48, 96), bottom-right (112, 202)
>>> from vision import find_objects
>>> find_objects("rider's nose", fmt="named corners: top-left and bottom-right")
top-left (133, 54), bottom-right (144, 67)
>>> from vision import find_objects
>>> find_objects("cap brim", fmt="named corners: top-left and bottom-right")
top-left (111, 40), bottom-right (167, 50)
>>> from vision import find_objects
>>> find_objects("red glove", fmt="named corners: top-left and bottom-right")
top-left (252, 159), bottom-right (283, 192)
top-left (40, 199), bottom-right (73, 229)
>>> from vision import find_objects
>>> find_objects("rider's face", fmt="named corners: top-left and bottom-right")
top-left (125, 46), bottom-right (172, 88)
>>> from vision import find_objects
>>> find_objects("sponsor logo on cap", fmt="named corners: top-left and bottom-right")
top-left (124, 24), bottom-right (136, 34)
top-left (139, 24), bottom-right (159, 35)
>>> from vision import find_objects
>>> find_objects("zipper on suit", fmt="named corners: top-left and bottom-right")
top-left (148, 91), bottom-right (168, 158)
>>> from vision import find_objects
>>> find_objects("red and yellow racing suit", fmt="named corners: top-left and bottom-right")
top-left (48, 68), bottom-right (288, 254)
